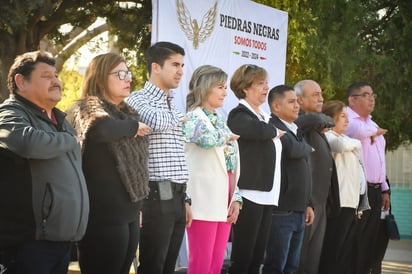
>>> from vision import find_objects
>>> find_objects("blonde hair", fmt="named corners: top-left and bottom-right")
top-left (186, 65), bottom-right (227, 112)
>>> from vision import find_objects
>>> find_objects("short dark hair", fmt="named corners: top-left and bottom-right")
top-left (146, 41), bottom-right (185, 75)
top-left (7, 51), bottom-right (55, 94)
top-left (268, 84), bottom-right (295, 105)
top-left (346, 81), bottom-right (370, 98)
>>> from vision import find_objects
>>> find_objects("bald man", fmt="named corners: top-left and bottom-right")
top-left (294, 80), bottom-right (340, 274)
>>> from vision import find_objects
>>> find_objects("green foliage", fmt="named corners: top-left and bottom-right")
top-left (255, 0), bottom-right (412, 150)
top-left (104, 1), bottom-right (152, 67)
top-left (257, 0), bottom-right (319, 86)
top-left (122, 49), bottom-right (149, 91)
top-left (361, 0), bottom-right (412, 150)
top-left (57, 67), bottom-right (82, 111)
top-left (0, 0), bottom-right (152, 100)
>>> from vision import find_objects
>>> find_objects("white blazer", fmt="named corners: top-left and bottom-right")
top-left (185, 107), bottom-right (240, 222)
top-left (325, 130), bottom-right (366, 208)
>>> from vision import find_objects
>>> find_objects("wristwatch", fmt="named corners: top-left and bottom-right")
top-left (185, 197), bottom-right (192, 206)
top-left (185, 193), bottom-right (192, 206)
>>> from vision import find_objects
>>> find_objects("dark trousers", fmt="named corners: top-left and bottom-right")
top-left (138, 189), bottom-right (186, 274)
top-left (0, 240), bottom-right (71, 274)
top-left (297, 203), bottom-right (327, 274)
top-left (354, 186), bottom-right (382, 274)
top-left (228, 198), bottom-right (273, 274)
top-left (262, 210), bottom-right (305, 274)
top-left (319, 207), bottom-right (358, 274)
top-left (78, 219), bottom-right (140, 274)
top-left (370, 218), bottom-right (390, 274)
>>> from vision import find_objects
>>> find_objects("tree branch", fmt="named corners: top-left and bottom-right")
top-left (54, 22), bottom-right (109, 71)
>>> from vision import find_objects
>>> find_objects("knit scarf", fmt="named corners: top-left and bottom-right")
top-left (68, 96), bottom-right (149, 202)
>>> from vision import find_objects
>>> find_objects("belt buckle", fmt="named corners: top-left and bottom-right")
top-left (368, 182), bottom-right (381, 189)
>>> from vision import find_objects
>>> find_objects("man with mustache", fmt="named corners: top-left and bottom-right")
top-left (0, 51), bottom-right (89, 274)
top-left (294, 79), bottom-right (340, 274)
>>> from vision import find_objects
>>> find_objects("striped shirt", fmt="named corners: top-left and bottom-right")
top-left (126, 81), bottom-right (189, 184)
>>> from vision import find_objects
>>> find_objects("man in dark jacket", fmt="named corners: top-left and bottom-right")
top-left (263, 85), bottom-right (314, 274)
top-left (294, 79), bottom-right (340, 274)
top-left (0, 51), bottom-right (89, 274)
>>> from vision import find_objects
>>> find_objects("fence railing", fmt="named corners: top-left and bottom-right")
top-left (386, 143), bottom-right (412, 189)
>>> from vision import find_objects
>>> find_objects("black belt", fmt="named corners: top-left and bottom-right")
top-left (367, 182), bottom-right (381, 189)
top-left (149, 181), bottom-right (187, 193)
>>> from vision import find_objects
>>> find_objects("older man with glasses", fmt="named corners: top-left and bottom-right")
top-left (345, 81), bottom-right (390, 274)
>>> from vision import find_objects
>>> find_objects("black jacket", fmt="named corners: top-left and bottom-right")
top-left (227, 104), bottom-right (277, 191)
top-left (0, 148), bottom-right (34, 247)
top-left (270, 115), bottom-right (313, 212)
top-left (67, 96), bottom-right (149, 225)
top-left (295, 111), bottom-right (340, 216)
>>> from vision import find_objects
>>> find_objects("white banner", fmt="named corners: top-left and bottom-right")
top-left (151, 0), bottom-right (288, 116)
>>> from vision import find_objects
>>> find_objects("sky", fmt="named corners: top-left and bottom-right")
top-left (62, 17), bottom-right (109, 74)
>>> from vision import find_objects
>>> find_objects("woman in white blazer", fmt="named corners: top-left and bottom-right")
top-left (183, 65), bottom-right (242, 274)
top-left (319, 100), bottom-right (370, 274)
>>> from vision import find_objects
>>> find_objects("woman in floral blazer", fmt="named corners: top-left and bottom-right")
top-left (183, 65), bottom-right (242, 274)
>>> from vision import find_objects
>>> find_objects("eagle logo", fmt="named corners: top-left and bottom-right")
top-left (176, 0), bottom-right (217, 49)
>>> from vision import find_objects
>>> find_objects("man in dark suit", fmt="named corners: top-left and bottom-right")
top-left (294, 80), bottom-right (340, 274)
top-left (262, 85), bottom-right (314, 274)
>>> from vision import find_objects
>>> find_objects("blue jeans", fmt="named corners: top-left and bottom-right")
top-left (262, 209), bottom-right (305, 274)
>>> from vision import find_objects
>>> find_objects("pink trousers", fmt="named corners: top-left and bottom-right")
top-left (187, 220), bottom-right (231, 274)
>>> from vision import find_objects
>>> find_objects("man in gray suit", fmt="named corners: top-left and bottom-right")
top-left (294, 80), bottom-right (340, 274)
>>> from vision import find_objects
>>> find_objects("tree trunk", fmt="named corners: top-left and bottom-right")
top-left (0, 43), bottom-right (18, 102)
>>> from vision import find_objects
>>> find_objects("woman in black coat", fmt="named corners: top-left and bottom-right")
top-left (227, 64), bottom-right (281, 274)
top-left (68, 53), bottom-right (151, 274)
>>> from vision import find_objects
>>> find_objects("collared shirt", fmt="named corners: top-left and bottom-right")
top-left (126, 81), bottom-right (189, 184)
top-left (40, 108), bottom-right (58, 126)
top-left (236, 99), bottom-right (282, 206)
top-left (345, 107), bottom-right (388, 191)
top-left (279, 118), bottom-right (298, 136)
top-left (15, 93), bottom-right (59, 126)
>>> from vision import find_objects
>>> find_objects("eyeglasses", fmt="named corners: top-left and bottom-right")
top-left (352, 93), bottom-right (377, 99)
top-left (108, 70), bottom-right (132, 80)
top-left (245, 64), bottom-right (258, 73)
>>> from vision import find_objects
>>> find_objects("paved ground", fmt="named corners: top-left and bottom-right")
top-left (382, 239), bottom-right (412, 274)
top-left (69, 239), bottom-right (412, 274)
